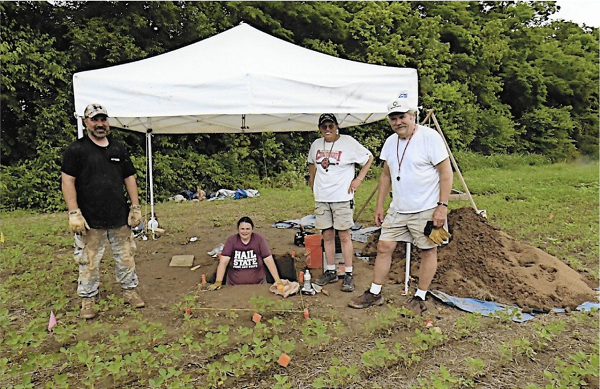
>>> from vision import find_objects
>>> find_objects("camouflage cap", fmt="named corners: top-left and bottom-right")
top-left (84, 103), bottom-right (109, 118)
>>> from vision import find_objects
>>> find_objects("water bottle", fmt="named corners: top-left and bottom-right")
top-left (302, 269), bottom-right (315, 295)
top-left (304, 269), bottom-right (311, 289)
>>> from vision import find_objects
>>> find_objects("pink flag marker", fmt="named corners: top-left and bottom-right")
top-left (48, 311), bottom-right (57, 332)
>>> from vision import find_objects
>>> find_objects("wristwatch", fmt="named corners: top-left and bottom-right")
top-left (437, 202), bottom-right (448, 207)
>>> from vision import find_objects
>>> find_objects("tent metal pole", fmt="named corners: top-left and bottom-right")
top-left (146, 130), bottom-right (159, 232)
top-left (77, 116), bottom-right (84, 139)
top-left (429, 111), bottom-right (479, 213)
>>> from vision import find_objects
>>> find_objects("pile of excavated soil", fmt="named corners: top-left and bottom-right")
top-left (361, 207), bottom-right (596, 311)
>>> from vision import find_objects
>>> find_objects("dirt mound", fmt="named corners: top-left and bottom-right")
top-left (362, 207), bottom-right (595, 311)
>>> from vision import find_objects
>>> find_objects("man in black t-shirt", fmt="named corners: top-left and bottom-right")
top-left (61, 103), bottom-right (145, 319)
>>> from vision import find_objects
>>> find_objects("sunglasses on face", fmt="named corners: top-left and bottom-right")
top-left (90, 116), bottom-right (108, 122)
top-left (319, 123), bottom-right (336, 130)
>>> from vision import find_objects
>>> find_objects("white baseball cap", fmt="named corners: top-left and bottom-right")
top-left (387, 98), bottom-right (417, 115)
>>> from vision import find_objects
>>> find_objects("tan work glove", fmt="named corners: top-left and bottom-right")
top-left (269, 279), bottom-right (300, 298)
top-left (427, 227), bottom-right (451, 245)
top-left (206, 281), bottom-right (222, 291)
top-left (68, 209), bottom-right (90, 235)
top-left (128, 205), bottom-right (142, 227)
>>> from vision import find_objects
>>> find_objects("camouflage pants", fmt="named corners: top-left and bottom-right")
top-left (74, 225), bottom-right (139, 298)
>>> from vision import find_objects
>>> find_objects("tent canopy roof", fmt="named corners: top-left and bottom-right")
top-left (73, 23), bottom-right (418, 134)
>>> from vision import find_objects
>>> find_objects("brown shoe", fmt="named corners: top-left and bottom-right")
top-left (80, 297), bottom-right (96, 319)
top-left (123, 288), bottom-right (145, 308)
top-left (348, 290), bottom-right (384, 309)
top-left (405, 297), bottom-right (427, 316)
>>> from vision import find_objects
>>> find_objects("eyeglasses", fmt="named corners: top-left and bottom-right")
top-left (319, 123), bottom-right (336, 130)
top-left (89, 116), bottom-right (108, 122)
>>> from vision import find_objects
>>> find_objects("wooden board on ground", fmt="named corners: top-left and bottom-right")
top-left (169, 255), bottom-right (195, 267)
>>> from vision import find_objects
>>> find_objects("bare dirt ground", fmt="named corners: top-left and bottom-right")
top-left (134, 206), bottom-right (595, 323)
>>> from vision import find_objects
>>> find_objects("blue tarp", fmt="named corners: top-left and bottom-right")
top-left (429, 290), bottom-right (600, 323)
top-left (429, 290), bottom-right (535, 322)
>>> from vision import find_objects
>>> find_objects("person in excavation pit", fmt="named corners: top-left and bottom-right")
top-left (206, 216), bottom-right (283, 290)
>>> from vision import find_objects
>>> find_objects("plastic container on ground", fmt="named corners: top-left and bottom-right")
top-left (304, 234), bottom-right (323, 269)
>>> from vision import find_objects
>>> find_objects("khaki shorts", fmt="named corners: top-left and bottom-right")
top-left (314, 201), bottom-right (354, 231)
top-left (379, 208), bottom-right (437, 250)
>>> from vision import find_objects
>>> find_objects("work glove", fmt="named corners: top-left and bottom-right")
top-left (425, 220), bottom-right (451, 245)
top-left (269, 279), bottom-right (300, 298)
top-left (206, 281), bottom-right (222, 291)
top-left (128, 205), bottom-right (142, 227)
top-left (68, 209), bottom-right (90, 235)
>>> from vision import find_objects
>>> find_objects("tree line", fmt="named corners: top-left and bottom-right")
top-left (1, 1), bottom-right (598, 210)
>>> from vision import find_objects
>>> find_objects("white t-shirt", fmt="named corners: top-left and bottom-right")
top-left (308, 134), bottom-right (372, 202)
top-left (380, 125), bottom-right (449, 213)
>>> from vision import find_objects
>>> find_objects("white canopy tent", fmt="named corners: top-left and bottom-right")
top-left (72, 23), bottom-right (418, 229)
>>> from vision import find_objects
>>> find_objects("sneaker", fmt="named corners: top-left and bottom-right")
top-left (341, 273), bottom-right (355, 292)
top-left (80, 297), bottom-right (96, 319)
top-left (348, 290), bottom-right (384, 309)
top-left (123, 288), bottom-right (145, 308)
top-left (405, 297), bottom-right (427, 316)
top-left (314, 270), bottom-right (338, 286)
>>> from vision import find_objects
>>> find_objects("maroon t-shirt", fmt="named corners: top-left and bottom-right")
top-left (222, 233), bottom-right (272, 285)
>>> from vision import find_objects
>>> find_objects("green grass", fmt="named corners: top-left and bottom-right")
top-left (0, 160), bottom-right (598, 388)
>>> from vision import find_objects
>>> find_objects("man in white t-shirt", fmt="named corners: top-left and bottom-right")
top-left (308, 113), bottom-right (373, 292)
top-left (348, 99), bottom-right (453, 315)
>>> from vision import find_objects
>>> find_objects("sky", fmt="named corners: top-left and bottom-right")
top-left (549, 0), bottom-right (600, 27)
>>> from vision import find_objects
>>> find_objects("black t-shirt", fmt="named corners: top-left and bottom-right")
top-left (61, 135), bottom-right (136, 229)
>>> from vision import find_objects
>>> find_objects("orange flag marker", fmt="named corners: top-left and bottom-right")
top-left (252, 312), bottom-right (262, 323)
top-left (303, 308), bottom-right (310, 319)
top-left (277, 353), bottom-right (291, 367)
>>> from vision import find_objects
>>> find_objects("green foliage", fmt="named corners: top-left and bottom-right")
top-left (526, 350), bottom-right (600, 389)
top-left (1, 1), bottom-right (598, 211)
top-left (312, 356), bottom-right (359, 388)
top-left (411, 365), bottom-right (473, 389)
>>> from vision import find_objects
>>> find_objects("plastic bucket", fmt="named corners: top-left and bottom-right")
top-left (304, 234), bottom-right (323, 269)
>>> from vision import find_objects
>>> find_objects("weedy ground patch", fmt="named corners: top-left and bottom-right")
top-left (0, 161), bottom-right (598, 388)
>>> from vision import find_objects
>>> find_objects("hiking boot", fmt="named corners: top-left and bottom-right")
top-left (405, 297), bottom-right (427, 316)
top-left (80, 297), bottom-right (96, 319)
top-left (123, 288), bottom-right (145, 308)
top-left (348, 290), bottom-right (384, 309)
top-left (341, 273), bottom-right (355, 292)
top-left (314, 270), bottom-right (338, 286)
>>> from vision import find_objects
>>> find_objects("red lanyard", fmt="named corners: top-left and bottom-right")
top-left (395, 127), bottom-right (417, 181)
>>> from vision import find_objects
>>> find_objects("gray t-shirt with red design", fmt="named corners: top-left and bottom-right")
top-left (222, 233), bottom-right (271, 285)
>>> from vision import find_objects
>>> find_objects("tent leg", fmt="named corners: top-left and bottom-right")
top-left (146, 131), bottom-right (159, 231)
top-left (77, 116), bottom-right (84, 139)
top-left (428, 111), bottom-right (479, 213)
